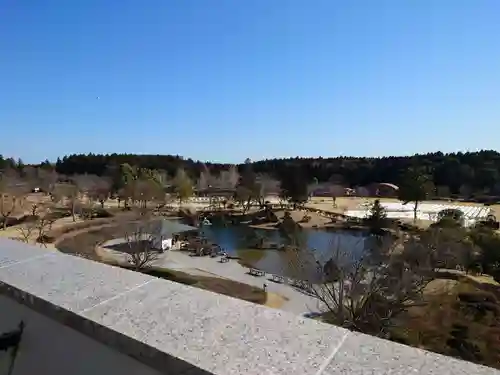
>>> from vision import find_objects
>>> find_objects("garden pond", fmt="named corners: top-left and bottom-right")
top-left (196, 220), bottom-right (373, 278)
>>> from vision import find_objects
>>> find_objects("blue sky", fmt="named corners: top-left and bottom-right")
top-left (1, 1), bottom-right (500, 163)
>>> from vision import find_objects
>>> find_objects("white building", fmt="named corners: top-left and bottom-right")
top-left (150, 220), bottom-right (198, 251)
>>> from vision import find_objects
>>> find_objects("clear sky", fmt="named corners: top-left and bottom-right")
top-left (1, 1), bottom-right (500, 163)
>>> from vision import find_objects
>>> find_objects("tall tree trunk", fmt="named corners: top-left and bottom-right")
top-left (413, 201), bottom-right (419, 223)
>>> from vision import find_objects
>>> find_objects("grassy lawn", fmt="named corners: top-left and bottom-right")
top-left (138, 268), bottom-right (268, 305)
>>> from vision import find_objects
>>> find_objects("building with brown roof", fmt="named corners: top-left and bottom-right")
top-left (367, 182), bottom-right (399, 198)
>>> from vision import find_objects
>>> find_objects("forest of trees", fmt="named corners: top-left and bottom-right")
top-left (1, 149), bottom-right (500, 197)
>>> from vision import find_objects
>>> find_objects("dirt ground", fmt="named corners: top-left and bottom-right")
top-left (306, 197), bottom-right (362, 214)
top-left (264, 292), bottom-right (288, 308)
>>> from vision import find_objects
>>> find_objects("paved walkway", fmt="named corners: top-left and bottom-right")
top-left (162, 250), bottom-right (322, 315)
top-left (99, 239), bottom-right (322, 315)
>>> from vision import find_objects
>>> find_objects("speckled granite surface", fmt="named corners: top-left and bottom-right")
top-left (0, 238), bottom-right (498, 375)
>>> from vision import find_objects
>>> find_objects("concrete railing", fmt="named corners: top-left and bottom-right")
top-left (0, 238), bottom-right (498, 375)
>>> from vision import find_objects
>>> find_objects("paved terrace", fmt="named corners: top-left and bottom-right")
top-left (0, 238), bottom-right (498, 375)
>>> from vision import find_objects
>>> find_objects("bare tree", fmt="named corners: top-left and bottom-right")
top-left (52, 183), bottom-right (80, 221)
top-left (173, 168), bottom-right (193, 204)
top-left (286, 236), bottom-right (433, 336)
top-left (330, 184), bottom-right (345, 207)
top-left (218, 165), bottom-right (240, 191)
top-left (117, 185), bottom-right (131, 209)
top-left (255, 174), bottom-right (281, 206)
top-left (72, 174), bottom-right (99, 219)
top-left (227, 165), bottom-right (240, 189)
top-left (17, 223), bottom-right (35, 243)
top-left (416, 224), bottom-right (478, 271)
top-left (17, 207), bottom-right (55, 247)
top-left (34, 213), bottom-right (55, 247)
top-left (123, 219), bottom-right (160, 271)
top-left (235, 185), bottom-right (253, 213)
top-left (128, 178), bottom-right (163, 210)
top-left (0, 170), bottom-right (27, 229)
top-left (155, 170), bottom-right (170, 189)
top-left (0, 193), bottom-right (17, 230)
top-left (38, 169), bottom-right (59, 195)
top-left (20, 166), bottom-right (41, 190)
top-left (197, 168), bottom-right (210, 192)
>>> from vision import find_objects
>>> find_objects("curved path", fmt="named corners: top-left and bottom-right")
top-left (99, 239), bottom-right (322, 315)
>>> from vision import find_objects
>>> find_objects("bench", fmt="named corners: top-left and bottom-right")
top-left (249, 268), bottom-right (265, 277)
top-left (271, 274), bottom-right (284, 283)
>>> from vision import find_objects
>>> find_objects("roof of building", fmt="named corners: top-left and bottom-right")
top-left (377, 182), bottom-right (399, 190)
top-left (152, 220), bottom-right (198, 237)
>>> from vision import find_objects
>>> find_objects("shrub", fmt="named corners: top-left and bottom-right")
top-left (0, 215), bottom-right (35, 229)
top-left (93, 208), bottom-right (113, 218)
top-left (46, 210), bottom-right (71, 221)
top-left (437, 208), bottom-right (465, 226)
top-left (458, 291), bottom-right (497, 305)
top-left (79, 207), bottom-right (113, 219)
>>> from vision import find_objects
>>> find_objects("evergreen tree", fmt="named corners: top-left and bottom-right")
top-left (366, 199), bottom-right (388, 235)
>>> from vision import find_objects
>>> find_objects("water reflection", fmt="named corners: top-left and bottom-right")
top-left (197, 222), bottom-right (369, 278)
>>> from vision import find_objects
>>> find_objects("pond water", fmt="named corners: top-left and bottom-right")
top-left (196, 221), bottom-right (370, 279)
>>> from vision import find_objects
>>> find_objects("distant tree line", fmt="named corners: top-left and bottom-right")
top-left (2, 150), bottom-right (500, 197)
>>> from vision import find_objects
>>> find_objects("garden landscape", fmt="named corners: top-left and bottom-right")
top-left (1, 151), bottom-right (500, 370)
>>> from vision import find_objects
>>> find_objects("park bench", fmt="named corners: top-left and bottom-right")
top-left (249, 268), bottom-right (265, 277)
top-left (288, 278), bottom-right (302, 287)
top-left (271, 274), bottom-right (284, 283)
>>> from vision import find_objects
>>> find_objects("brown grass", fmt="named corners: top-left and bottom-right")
top-left (390, 277), bottom-right (500, 369)
top-left (55, 222), bottom-right (134, 260)
top-left (423, 278), bottom-right (460, 296)
top-left (264, 292), bottom-right (288, 308)
top-left (140, 268), bottom-right (268, 305)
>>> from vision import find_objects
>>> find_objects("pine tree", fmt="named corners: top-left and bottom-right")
top-left (367, 199), bottom-right (387, 235)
